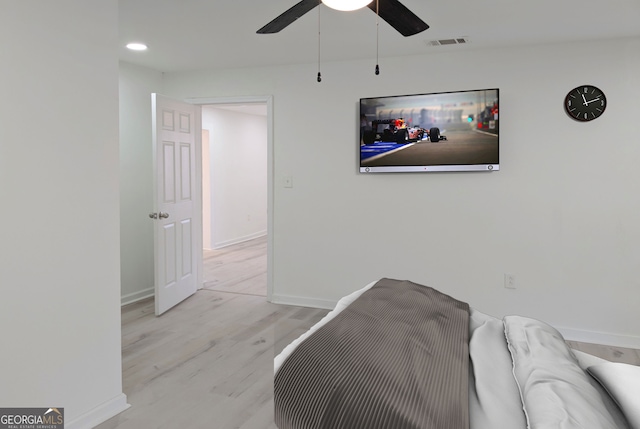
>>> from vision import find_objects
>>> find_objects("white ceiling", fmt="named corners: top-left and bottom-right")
top-left (119, 0), bottom-right (640, 74)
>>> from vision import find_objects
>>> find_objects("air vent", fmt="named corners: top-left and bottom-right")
top-left (426, 37), bottom-right (469, 47)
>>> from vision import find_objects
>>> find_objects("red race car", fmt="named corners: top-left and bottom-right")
top-left (362, 118), bottom-right (446, 144)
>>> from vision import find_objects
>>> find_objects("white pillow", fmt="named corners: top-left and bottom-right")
top-left (468, 310), bottom-right (527, 429)
top-left (504, 315), bottom-right (623, 429)
top-left (588, 362), bottom-right (640, 429)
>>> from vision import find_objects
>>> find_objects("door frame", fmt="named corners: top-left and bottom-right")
top-left (186, 95), bottom-right (274, 302)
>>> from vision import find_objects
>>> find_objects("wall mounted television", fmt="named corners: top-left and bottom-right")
top-left (359, 88), bottom-right (499, 173)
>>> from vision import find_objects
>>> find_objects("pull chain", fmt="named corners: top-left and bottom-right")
top-left (317, 5), bottom-right (322, 82)
top-left (375, 0), bottom-right (380, 75)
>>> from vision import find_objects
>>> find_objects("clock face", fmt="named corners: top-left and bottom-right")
top-left (564, 85), bottom-right (607, 122)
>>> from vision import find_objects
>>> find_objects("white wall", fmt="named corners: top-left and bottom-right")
top-left (161, 37), bottom-right (640, 348)
top-left (202, 106), bottom-right (268, 248)
top-left (0, 1), bottom-right (127, 427)
top-left (119, 62), bottom-right (163, 305)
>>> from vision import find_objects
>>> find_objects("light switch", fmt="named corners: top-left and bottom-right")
top-left (283, 176), bottom-right (293, 188)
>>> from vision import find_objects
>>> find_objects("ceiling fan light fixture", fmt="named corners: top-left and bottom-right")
top-left (321, 0), bottom-right (371, 12)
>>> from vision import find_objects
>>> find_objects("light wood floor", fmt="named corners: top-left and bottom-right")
top-left (202, 235), bottom-right (267, 297)
top-left (566, 340), bottom-right (640, 365)
top-left (96, 237), bottom-right (639, 428)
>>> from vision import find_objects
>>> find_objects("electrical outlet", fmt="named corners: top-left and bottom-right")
top-left (504, 274), bottom-right (516, 289)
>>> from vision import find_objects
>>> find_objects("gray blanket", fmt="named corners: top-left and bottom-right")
top-left (274, 278), bottom-right (470, 429)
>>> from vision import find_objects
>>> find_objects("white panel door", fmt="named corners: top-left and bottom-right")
top-left (152, 94), bottom-right (199, 315)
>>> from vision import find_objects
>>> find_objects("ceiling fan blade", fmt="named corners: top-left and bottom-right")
top-left (367, 0), bottom-right (429, 36)
top-left (257, 0), bottom-right (321, 34)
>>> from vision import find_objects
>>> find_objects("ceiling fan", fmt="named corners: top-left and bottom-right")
top-left (257, 0), bottom-right (429, 37)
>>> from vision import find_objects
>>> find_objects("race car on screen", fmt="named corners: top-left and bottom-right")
top-left (362, 118), bottom-right (446, 145)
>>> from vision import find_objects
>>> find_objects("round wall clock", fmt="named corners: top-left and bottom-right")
top-left (564, 85), bottom-right (607, 122)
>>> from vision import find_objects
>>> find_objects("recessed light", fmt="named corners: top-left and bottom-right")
top-left (126, 42), bottom-right (148, 51)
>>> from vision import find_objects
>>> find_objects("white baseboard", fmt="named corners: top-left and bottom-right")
top-left (65, 393), bottom-right (129, 429)
top-left (272, 295), bottom-right (640, 350)
top-left (270, 294), bottom-right (336, 310)
top-left (559, 327), bottom-right (640, 350)
top-left (209, 231), bottom-right (267, 250)
top-left (121, 287), bottom-right (154, 306)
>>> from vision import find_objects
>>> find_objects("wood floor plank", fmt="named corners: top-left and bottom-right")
top-left (566, 340), bottom-right (640, 365)
top-left (203, 236), bottom-right (267, 296)
top-left (97, 290), bottom-right (303, 429)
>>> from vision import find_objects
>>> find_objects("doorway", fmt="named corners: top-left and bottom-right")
top-left (191, 96), bottom-right (273, 301)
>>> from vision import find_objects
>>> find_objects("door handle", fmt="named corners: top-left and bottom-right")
top-left (149, 212), bottom-right (170, 219)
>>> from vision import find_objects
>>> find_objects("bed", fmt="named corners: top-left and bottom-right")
top-left (274, 278), bottom-right (640, 429)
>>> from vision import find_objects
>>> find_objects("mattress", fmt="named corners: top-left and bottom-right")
top-left (274, 279), bottom-right (637, 429)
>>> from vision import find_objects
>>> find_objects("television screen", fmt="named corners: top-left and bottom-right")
top-left (359, 88), bottom-right (499, 173)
